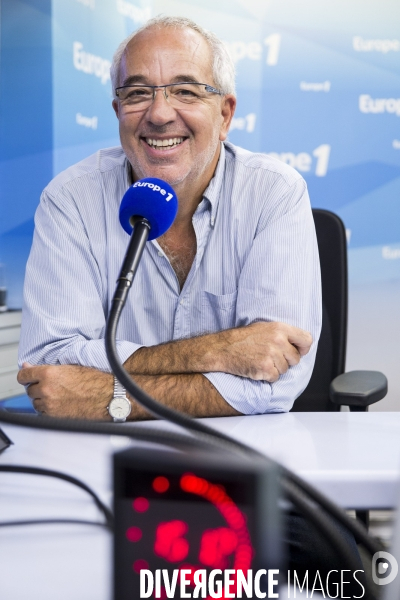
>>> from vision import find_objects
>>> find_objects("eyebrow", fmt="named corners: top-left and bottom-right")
top-left (120, 74), bottom-right (202, 87)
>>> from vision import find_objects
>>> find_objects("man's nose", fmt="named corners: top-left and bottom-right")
top-left (145, 87), bottom-right (176, 124)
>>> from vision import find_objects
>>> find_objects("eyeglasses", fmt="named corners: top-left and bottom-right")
top-left (115, 82), bottom-right (223, 111)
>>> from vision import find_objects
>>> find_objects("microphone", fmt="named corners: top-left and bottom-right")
top-left (120, 178), bottom-right (178, 240)
top-left (114, 177), bottom-right (178, 307)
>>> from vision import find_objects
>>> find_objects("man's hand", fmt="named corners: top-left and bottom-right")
top-left (125, 321), bottom-right (313, 383)
top-left (17, 363), bottom-right (114, 419)
top-left (16, 363), bottom-right (239, 420)
top-left (212, 322), bottom-right (313, 382)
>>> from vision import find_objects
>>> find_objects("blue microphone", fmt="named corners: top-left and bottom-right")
top-left (114, 178), bottom-right (178, 307)
top-left (119, 178), bottom-right (178, 240)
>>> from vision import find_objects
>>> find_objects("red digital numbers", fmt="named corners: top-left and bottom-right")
top-left (154, 520), bottom-right (189, 562)
top-left (152, 476), bottom-right (170, 493)
top-left (199, 527), bottom-right (238, 569)
top-left (127, 473), bottom-right (254, 599)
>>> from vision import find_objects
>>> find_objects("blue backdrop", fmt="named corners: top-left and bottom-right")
top-left (1, 0), bottom-right (399, 405)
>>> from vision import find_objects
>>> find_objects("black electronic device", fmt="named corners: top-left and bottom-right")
top-left (113, 448), bottom-right (282, 600)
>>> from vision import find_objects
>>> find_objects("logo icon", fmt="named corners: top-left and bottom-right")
top-left (372, 551), bottom-right (398, 585)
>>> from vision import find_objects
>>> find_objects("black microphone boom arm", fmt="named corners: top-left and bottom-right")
top-left (114, 219), bottom-right (150, 307)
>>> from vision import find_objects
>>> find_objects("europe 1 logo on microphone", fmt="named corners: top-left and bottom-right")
top-left (119, 177), bottom-right (178, 240)
top-left (132, 180), bottom-right (175, 202)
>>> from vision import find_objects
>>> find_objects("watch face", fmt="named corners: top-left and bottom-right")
top-left (110, 397), bottom-right (131, 420)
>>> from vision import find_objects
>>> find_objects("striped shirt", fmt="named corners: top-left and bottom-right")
top-left (19, 142), bottom-right (322, 414)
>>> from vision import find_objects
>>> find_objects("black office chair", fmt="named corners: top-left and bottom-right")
top-left (291, 209), bottom-right (388, 527)
top-left (292, 208), bottom-right (387, 414)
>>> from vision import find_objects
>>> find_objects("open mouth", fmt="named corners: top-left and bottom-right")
top-left (143, 137), bottom-right (186, 150)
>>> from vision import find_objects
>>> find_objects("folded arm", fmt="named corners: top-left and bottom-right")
top-left (18, 321), bottom-right (312, 419)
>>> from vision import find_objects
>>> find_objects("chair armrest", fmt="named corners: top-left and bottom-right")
top-left (329, 370), bottom-right (388, 408)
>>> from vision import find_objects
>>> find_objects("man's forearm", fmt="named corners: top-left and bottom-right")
top-left (124, 321), bottom-right (312, 383)
top-left (124, 331), bottom-right (224, 376)
top-left (18, 362), bottom-right (240, 420)
top-left (129, 373), bottom-right (241, 420)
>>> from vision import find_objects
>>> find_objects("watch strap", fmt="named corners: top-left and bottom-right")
top-left (114, 377), bottom-right (127, 398)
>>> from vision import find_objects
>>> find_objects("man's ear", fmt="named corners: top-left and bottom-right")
top-left (219, 95), bottom-right (236, 141)
top-left (112, 99), bottom-right (120, 119)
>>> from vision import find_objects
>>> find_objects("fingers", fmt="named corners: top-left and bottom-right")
top-left (283, 343), bottom-right (302, 367)
top-left (250, 359), bottom-right (281, 382)
top-left (255, 346), bottom-right (301, 382)
top-left (18, 366), bottom-right (47, 413)
top-left (250, 321), bottom-right (312, 364)
top-left (270, 352), bottom-right (289, 377)
top-left (17, 364), bottom-right (56, 388)
top-left (285, 325), bottom-right (313, 356)
top-left (264, 364), bottom-right (281, 383)
top-left (247, 320), bottom-right (312, 352)
top-left (17, 365), bottom-right (40, 386)
top-left (25, 382), bottom-right (41, 400)
top-left (223, 321), bottom-right (313, 382)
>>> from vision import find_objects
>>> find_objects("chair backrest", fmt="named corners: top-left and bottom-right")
top-left (291, 209), bottom-right (348, 412)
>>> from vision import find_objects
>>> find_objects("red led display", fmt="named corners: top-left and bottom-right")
top-left (126, 526), bottom-right (142, 542)
top-left (179, 472), bottom-right (253, 598)
top-left (154, 520), bottom-right (189, 562)
top-left (125, 472), bottom-right (254, 599)
top-left (132, 497), bottom-right (149, 512)
top-left (132, 559), bottom-right (149, 573)
top-left (153, 476), bottom-right (170, 493)
top-left (199, 527), bottom-right (238, 569)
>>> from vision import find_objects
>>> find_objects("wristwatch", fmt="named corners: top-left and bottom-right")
top-left (107, 378), bottom-right (131, 422)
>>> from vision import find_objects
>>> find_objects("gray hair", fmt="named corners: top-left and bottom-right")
top-left (110, 15), bottom-right (236, 99)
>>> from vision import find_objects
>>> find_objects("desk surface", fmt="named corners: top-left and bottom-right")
top-left (1, 412), bottom-right (400, 600)
top-left (202, 411), bottom-right (400, 509)
top-left (2, 411), bottom-right (400, 509)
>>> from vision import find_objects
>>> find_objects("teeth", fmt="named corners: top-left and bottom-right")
top-left (145, 137), bottom-right (184, 149)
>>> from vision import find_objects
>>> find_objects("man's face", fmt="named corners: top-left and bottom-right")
top-left (112, 26), bottom-right (235, 189)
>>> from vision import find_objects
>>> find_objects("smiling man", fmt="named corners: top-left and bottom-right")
top-left (18, 16), bottom-right (321, 421)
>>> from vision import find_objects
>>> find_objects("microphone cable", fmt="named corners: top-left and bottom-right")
top-left (0, 464), bottom-right (113, 528)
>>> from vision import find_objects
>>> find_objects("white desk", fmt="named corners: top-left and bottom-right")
top-left (2, 412), bottom-right (400, 509)
top-left (203, 411), bottom-right (400, 509)
top-left (1, 412), bottom-right (400, 599)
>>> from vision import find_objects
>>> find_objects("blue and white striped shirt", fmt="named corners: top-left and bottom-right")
top-left (19, 142), bottom-right (322, 414)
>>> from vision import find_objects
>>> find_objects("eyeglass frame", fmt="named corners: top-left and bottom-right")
top-left (114, 82), bottom-right (224, 107)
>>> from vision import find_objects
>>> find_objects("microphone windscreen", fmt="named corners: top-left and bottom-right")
top-left (119, 178), bottom-right (178, 241)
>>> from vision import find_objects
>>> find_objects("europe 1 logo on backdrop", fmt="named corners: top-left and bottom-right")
top-left (224, 35), bottom-right (281, 66)
top-left (73, 42), bottom-right (111, 85)
top-left (230, 113), bottom-right (257, 134)
top-left (268, 144), bottom-right (331, 177)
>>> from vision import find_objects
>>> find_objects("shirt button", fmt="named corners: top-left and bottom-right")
top-left (158, 251), bottom-right (163, 257)
top-left (180, 299), bottom-right (185, 305)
